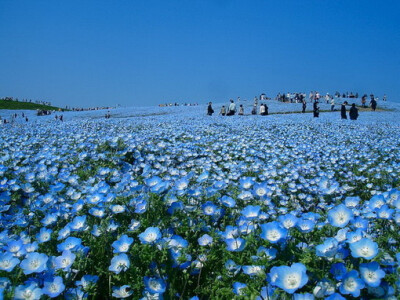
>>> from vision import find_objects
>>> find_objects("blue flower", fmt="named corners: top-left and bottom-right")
top-left (359, 261), bottom-right (385, 287)
top-left (198, 234), bottom-right (213, 246)
top-left (349, 238), bottom-right (379, 260)
top-left (225, 259), bottom-right (241, 276)
top-left (14, 282), bottom-right (43, 300)
top-left (36, 227), bottom-right (52, 243)
top-left (0, 252), bottom-right (19, 272)
top-left (220, 195), bottom-right (236, 208)
top-left (112, 285), bottom-right (133, 298)
top-left (293, 293), bottom-right (314, 300)
top-left (296, 219), bottom-right (315, 233)
top-left (339, 270), bottom-right (365, 297)
top-left (271, 263), bottom-right (308, 294)
top-left (225, 237), bottom-right (246, 252)
top-left (109, 253), bottom-right (130, 274)
top-left (43, 276), bottom-right (65, 298)
top-left (241, 205), bottom-right (261, 219)
top-left (278, 214), bottom-right (298, 229)
top-left (201, 201), bottom-right (218, 216)
top-left (242, 265), bottom-right (265, 276)
top-left (316, 238), bottom-right (338, 258)
top-left (327, 204), bottom-right (354, 228)
top-left (69, 215), bottom-right (87, 232)
top-left (57, 237), bottom-right (82, 252)
top-left (330, 262), bottom-right (347, 280)
top-left (233, 282), bottom-right (247, 295)
top-left (144, 276), bottom-right (166, 294)
top-left (54, 250), bottom-right (76, 271)
top-left (112, 234), bottom-right (134, 253)
top-left (260, 221), bottom-right (288, 244)
top-left (325, 293), bottom-right (346, 300)
top-left (139, 227), bottom-right (162, 244)
top-left (20, 252), bottom-right (48, 275)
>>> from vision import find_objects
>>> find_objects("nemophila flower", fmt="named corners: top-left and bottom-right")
top-left (345, 196), bottom-right (360, 208)
top-left (43, 276), bottom-right (65, 298)
top-left (54, 250), bottom-right (76, 271)
top-left (325, 293), bottom-right (345, 300)
top-left (57, 237), bottom-right (82, 252)
top-left (57, 225), bottom-right (71, 240)
top-left (14, 282), bottom-right (43, 300)
top-left (330, 262), bottom-right (347, 280)
top-left (271, 263), bottom-right (308, 294)
top-left (20, 252), bottom-right (48, 275)
top-left (220, 195), bottom-right (236, 208)
top-left (201, 201), bottom-right (218, 216)
top-left (128, 219), bottom-right (141, 231)
top-left (350, 238), bottom-right (379, 260)
top-left (257, 246), bottom-right (277, 260)
top-left (89, 207), bottom-right (105, 218)
top-left (319, 177), bottom-right (340, 195)
top-left (278, 214), bottom-right (298, 229)
top-left (41, 213), bottom-right (58, 226)
top-left (110, 204), bottom-right (126, 214)
top-left (196, 171), bottom-right (209, 183)
top-left (109, 253), bottom-right (130, 274)
top-left (346, 228), bottom-right (364, 244)
top-left (76, 274), bottom-right (99, 290)
top-left (139, 227), bottom-right (162, 244)
top-left (36, 227), bottom-right (52, 243)
top-left (376, 205), bottom-right (394, 219)
top-left (242, 265), bottom-right (265, 276)
top-left (6, 239), bottom-right (24, 254)
top-left (232, 282), bottom-right (247, 296)
top-left (0, 252), bottom-right (19, 272)
top-left (369, 194), bottom-right (385, 210)
top-left (69, 215), bottom-right (87, 232)
top-left (327, 204), bottom-right (354, 228)
top-left (112, 285), bottom-right (133, 298)
top-left (296, 219), bottom-right (315, 233)
top-left (260, 221), bottom-right (288, 244)
top-left (339, 270), bottom-right (365, 297)
top-left (238, 190), bottom-right (253, 201)
top-left (166, 235), bottom-right (188, 250)
top-left (225, 259), bottom-right (241, 276)
top-left (112, 234), bottom-right (134, 253)
top-left (198, 234), bottom-right (213, 246)
top-left (253, 182), bottom-right (269, 198)
top-left (316, 238), bottom-right (339, 258)
top-left (144, 276), bottom-right (166, 295)
top-left (359, 261), bottom-right (385, 287)
top-left (241, 205), bottom-right (261, 219)
top-left (312, 279), bottom-right (335, 298)
top-left (225, 237), bottom-right (246, 252)
top-left (240, 177), bottom-right (255, 189)
top-left (293, 293), bottom-right (314, 300)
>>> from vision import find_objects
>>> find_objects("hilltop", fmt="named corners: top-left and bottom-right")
top-left (0, 98), bottom-right (64, 111)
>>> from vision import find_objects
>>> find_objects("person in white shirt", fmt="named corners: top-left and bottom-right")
top-left (227, 99), bottom-right (236, 116)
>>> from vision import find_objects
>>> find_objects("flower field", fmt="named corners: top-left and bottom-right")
top-left (1, 103), bottom-right (400, 299)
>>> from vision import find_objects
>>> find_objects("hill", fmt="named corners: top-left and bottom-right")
top-left (0, 98), bottom-right (64, 111)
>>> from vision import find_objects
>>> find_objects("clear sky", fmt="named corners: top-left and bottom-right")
top-left (0, 0), bottom-right (399, 107)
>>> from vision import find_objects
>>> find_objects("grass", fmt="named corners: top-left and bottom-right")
top-left (0, 98), bottom-right (65, 111)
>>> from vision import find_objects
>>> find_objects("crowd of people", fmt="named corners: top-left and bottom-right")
top-left (207, 91), bottom-right (382, 121)
top-left (0, 112), bottom-right (29, 124)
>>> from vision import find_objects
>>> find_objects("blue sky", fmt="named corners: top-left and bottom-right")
top-left (0, 0), bottom-right (399, 107)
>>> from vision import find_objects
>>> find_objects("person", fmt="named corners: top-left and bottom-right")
top-left (313, 101), bottom-right (319, 118)
top-left (25, 117), bottom-right (28, 122)
top-left (302, 100), bottom-right (306, 113)
top-left (227, 99), bottom-right (236, 116)
top-left (370, 98), bottom-right (377, 111)
top-left (219, 105), bottom-right (226, 116)
top-left (207, 102), bottom-right (214, 116)
top-left (260, 103), bottom-right (266, 115)
top-left (341, 101), bottom-right (348, 119)
top-left (254, 96), bottom-right (258, 107)
top-left (251, 104), bottom-right (257, 115)
top-left (383, 94), bottom-right (387, 101)
top-left (361, 95), bottom-right (367, 108)
top-left (349, 103), bottom-right (359, 120)
top-left (60, 115), bottom-right (63, 122)
top-left (330, 98), bottom-right (335, 111)
top-left (238, 104), bottom-right (244, 115)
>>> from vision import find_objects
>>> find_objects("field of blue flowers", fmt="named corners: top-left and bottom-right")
top-left (1, 102), bottom-right (400, 299)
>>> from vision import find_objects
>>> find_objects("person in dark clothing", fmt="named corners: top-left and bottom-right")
top-left (349, 103), bottom-right (359, 120)
top-left (313, 101), bottom-right (319, 117)
top-left (207, 102), bottom-right (214, 116)
top-left (341, 101), bottom-right (348, 119)
top-left (370, 99), bottom-right (377, 111)
top-left (302, 100), bottom-right (306, 113)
